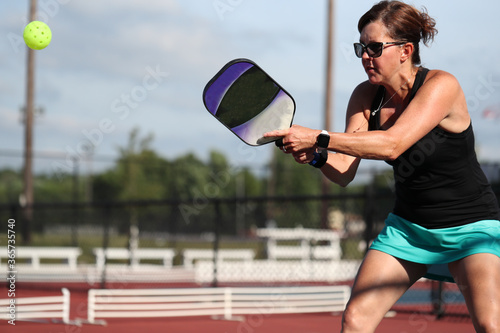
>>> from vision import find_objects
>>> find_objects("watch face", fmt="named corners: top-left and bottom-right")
top-left (317, 133), bottom-right (330, 148)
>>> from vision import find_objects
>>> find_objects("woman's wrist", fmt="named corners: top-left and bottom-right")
top-left (315, 130), bottom-right (330, 149)
top-left (309, 149), bottom-right (328, 168)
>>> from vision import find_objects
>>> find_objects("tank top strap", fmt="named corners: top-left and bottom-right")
top-left (409, 67), bottom-right (429, 101)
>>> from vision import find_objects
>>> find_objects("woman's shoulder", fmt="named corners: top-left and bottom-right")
top-left (351, 80), bottom-right (381, 101)
top-left (420, 68), bottom-right (463, 101)
top-left (424, 68), bottom-right (459, 85)
top-left (346, 80), bottom-right (383, 120)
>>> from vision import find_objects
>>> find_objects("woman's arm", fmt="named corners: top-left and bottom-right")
top-left (267, 70), bottom-right (468, 162)
top-left (326, 71), bottom-right (468, 160)
top-left (289, 81), bottom-right (375, 187)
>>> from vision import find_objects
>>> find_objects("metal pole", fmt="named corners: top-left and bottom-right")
top-left (100, 205), bottom-right (111, 289)
top-left (22, 0), bottom-right (37, 243)
top-left (321, 0), bottom-right (334, 229)
top-left (72, 158), bottom-right (79, 247)
top-left (432, 280), bottom-right (445, 318)
top-left (324, 0), bottom-right (334, 133)
top-left (212, 200), bottom-right (221, 287)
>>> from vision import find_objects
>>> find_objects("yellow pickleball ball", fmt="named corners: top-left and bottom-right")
top-left (23, 21), bottom-right (52, 50)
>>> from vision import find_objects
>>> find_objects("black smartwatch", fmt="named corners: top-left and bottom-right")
top-left (316, 130), bottom-right (330, 149)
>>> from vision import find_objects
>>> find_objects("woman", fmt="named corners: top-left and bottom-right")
top-left (264, 1), bottom-right (500, 332)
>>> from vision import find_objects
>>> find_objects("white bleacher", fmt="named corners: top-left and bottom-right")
top-left (256, 227), bottom-right (342, 261)
top-left (0, 246), bottom-right (81, 269)
top-left (0, 230), bottom-right (357, 284)
top-left (182, 248), bottom-right (255, 268)
top-left (0, 246), bottom-right (191, 284)
top-left (86, 285), bottom-right (351, 324)
top-left (0, 288), bottom-right (74, 324)
top-left (93, 248), bottom-right (175, 270)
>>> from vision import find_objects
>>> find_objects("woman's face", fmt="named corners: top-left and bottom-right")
top-left (359, 21), bottom-right (402, 85)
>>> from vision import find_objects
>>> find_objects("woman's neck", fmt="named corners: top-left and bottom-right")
top-left (384, 66), bottom-right (418, 104)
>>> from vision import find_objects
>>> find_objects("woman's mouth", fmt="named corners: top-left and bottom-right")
top-left (365, 66), bottom-right (376, 74)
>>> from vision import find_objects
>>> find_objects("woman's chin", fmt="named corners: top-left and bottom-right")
top-left (367, 75), bottom-right (381, 85)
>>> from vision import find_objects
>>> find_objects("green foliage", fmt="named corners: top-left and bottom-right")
top-left (263, 150), bottom-right (325, 228)
top-left (0, 129), bottom-right (343, 206)
top-left (0, 128), bottom-right (368, 234)
top-left (0, 169), bottom-right (22, 203)
top-left (92, 170), bottom-right (122, 202)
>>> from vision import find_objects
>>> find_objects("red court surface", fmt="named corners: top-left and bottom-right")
top-left (1, 312), bottom-right (475, 333)
top-left (1, 284), bottom-right (475, 333)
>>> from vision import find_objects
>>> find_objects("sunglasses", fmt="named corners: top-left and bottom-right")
top-left (353, 42), bottom-right (406, 58)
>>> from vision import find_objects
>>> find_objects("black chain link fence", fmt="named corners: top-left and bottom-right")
top-left (2, 181), bottom-right (490, 319)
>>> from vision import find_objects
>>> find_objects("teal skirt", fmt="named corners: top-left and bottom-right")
top-left (370, 213), bottom-right (500, 282)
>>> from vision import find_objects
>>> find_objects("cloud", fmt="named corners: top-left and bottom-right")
top-left (41, 1), bottom-right (233, 85)
top-left (2, 0), bottom-right (500, 176)
top-left (0, 106), bottom-right (20, 127)
top-left (66, 0), bottom-right (181, 16)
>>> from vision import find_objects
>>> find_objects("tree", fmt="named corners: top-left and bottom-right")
top-left (265, 150), bottom-right (325, 228)
top-left (0, 169), bottom-right (23, 203)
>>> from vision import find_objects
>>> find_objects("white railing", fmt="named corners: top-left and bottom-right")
top-left (93, 248), bottom-right (175, 270)
top-left (182, 249), bottom-right (255, 268)
top-left (0, 288), bottom-right (70, 324)
top-left (194, 260), bottom-right (360, 284)
top-left (87, 285), bottom-right (350, 324)
top-left (0, 247), bottom-right (81, 269)
top-left (257, 228), bottom-right (343, 261)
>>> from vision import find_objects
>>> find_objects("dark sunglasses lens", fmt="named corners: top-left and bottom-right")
top-left (354, 43), bottom-right (364, 58)
top-left (367, 43), bottom-right (383, 58)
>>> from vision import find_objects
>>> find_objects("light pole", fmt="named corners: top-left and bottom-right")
top-left (321, 0), bottom-right (335, 229)
top-left (22, 0), bottom-right (37, 243)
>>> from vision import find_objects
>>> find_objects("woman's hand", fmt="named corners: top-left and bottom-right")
top-left (292, 149), bottom-right (316, 164)
top-left (264, 125), bottom-right (320, 153)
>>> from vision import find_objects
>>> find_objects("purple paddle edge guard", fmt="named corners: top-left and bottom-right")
top-left (204, 61), bottom-right (254, 115)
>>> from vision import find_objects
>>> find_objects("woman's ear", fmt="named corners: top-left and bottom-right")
top-left (401, 42), bottom-right (414, 63)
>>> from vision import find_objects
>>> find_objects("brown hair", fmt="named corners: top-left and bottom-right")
top-left (358, 1), bottom-right (437, 65)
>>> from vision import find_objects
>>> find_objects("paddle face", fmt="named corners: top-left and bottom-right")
top-left (203, 58), bottom-right (295, 146)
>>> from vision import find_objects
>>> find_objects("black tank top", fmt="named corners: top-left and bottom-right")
top-left (369, 68), bottom-right (500, 228)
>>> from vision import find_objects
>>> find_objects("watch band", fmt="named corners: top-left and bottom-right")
top-left (309, 149), bottom-right (328, 168)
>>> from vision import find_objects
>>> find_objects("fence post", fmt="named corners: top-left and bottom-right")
top-left (71, 157), bottom-right (79, 247)
top-left (363, 183), bottom-right (375, 254)
top-left (212, 199), bottom-right (221, 287)
top-left (224, 287), bottom-right (232, 320)
top-left (62, 288), bottom-right (70, 324)
top-left (87, 289), bottom-right (95, 323)
top-left (100, 204), bottom-right (111, 289)
top-left (431, 280), bottom-right (445, 318)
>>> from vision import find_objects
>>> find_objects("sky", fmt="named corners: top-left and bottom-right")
top-left (1, 0), bottom-right (500, 180)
